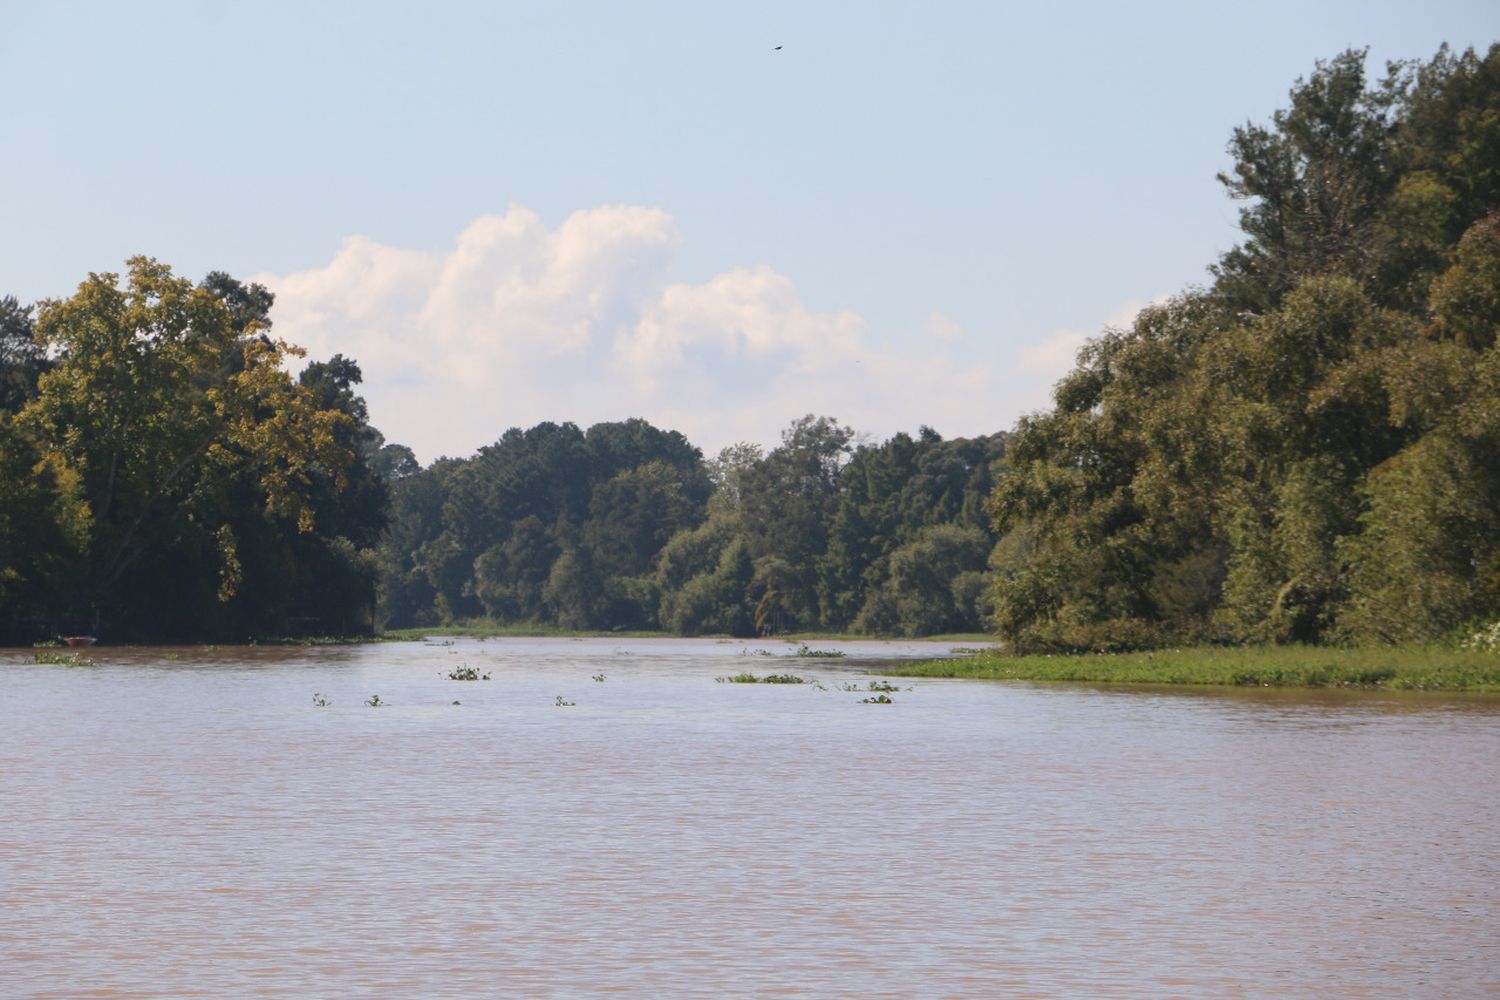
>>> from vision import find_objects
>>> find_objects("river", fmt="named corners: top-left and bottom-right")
top-left (2, 637), bottom-right (1497, 997)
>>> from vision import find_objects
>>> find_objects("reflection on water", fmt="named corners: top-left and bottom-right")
top-left (2, 638), bottom-right (1498, 997)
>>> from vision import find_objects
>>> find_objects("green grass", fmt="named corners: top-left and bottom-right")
top-left (892, 645), bottom-right (1500, 692)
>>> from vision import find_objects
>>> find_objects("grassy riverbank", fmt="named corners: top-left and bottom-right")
top-left (892, 645), bottom-right (1500, 692)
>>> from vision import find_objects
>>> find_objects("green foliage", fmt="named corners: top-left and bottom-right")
top-left (377, 418), bottom-right (710, 632)
top-left (33, 651), bottom-right (94, 667)
top-left (1, 259), bottom-right (393, 642)
top-left (379, 413), bottom-right (1004, 639)
top-left (792, 644), bottom-right (844, 658)
top-left (991, 44), bottom-right (1500, 652)
top-left (0, 295), bottom-right (47, 414)
top-left (1463, 621), bottom-right (1500, 652)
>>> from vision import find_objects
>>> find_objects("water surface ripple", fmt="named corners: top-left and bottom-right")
top-left (2, 638), bottom-right (1497, 997)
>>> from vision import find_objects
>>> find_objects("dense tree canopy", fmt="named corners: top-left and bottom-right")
top-left (0, 260), bottom-right (395, 642)
top-left (374, 415), bottom-right (1005, 637)
top-left (992, 44), bottom-right (1500, 650)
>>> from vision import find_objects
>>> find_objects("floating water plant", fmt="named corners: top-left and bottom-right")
top-left (34, 651), bottom-right (94, 667)
top-left (592, 673), bottom-right (607, 682)
top-left (555, 695), bottom-right (575, 707)
top-left (446, 664), bottom-right (491, 681)
top-left (716, 672), bottom-right (806, 684)
top-left (366, 694), bottom-right (383, 707)
top-left (865, 680), bottom-right (901, 693)
top-left (794, 644), bottom-right (844, 658)
top-left (859, 694), bottom-right (894, 704)
top-left (312, 692), bottom-right (329, 707)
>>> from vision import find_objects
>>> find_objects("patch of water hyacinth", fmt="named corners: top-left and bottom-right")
top-left (34, 651), bottom-right (94, 667)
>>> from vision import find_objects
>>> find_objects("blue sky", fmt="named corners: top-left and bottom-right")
top-left (3, 1), bottom-right (1496, 461)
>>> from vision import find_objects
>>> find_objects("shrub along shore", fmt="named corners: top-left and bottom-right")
top-left (890, 646), bottom-right (1500, 692)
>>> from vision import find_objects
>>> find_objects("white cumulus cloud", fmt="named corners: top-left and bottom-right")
top-left (1009, 295), bottom-right (1171, 415)
top-left (256, 205), bottom-right (1005, 462)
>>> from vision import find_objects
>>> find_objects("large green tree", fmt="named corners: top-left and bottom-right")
top-left (17, 258), bottom-right (360, 639)
top-left (990, 44), bottom-right (1500, 651)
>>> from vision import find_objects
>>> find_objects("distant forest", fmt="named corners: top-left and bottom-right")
top-left (2, 44), bottom-right (1498, 647)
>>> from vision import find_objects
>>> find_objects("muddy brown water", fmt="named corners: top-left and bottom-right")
top-left (2, 638), bottom-right (1497, 997)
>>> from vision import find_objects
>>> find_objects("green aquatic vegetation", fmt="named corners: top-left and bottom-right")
top-left (794, 644), bottom-right (844, 658)
top-left (555, 695), bottom-right (575, 707)
top-left (34, 651), bottom-right (94, 667)
top-left (716, 672), bottom-right (806, 684)
top-left (592, 673), bottom-right (607, 682)
top-left (163, 652), bottom-right (179, 661)
top-left (366, 694), bottom-right (384, 707)
top-left (312, 692), bottom-right (329, 707)
top-left (446, 664), bottom-right (491, 681)
top-left (859, 694), bottom-right (894, 704)
top-left (836, 679), bottom-right (905, 693)
top-left (892, 645), bottom-right (1500, 691)
top-left (739, 648), bottom-right (776, 657)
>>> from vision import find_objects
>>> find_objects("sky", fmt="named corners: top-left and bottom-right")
top-left (3, 1), bottom-right (1496, 463)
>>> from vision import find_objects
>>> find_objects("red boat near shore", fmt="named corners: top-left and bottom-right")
top-left (63, 636), bottom-right (97, 648)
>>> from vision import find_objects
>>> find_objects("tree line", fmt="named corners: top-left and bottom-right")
top-left (3, 44), bottom-right (1497, 648)
top-left (990, 44), bottom-right (1500, 650)
top-left (0, 263), bottom-right (411, 643)
top-left (378, 416), bottom-right (1003, 637)
top-left (0, 268), bottom-right (1004, 642)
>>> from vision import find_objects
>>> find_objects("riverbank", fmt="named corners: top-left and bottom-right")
top-left (889, 645), bottom-right (1500, 692)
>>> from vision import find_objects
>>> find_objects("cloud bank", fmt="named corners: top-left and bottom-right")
top-left (259, 205), bottom-right (1114, 463)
